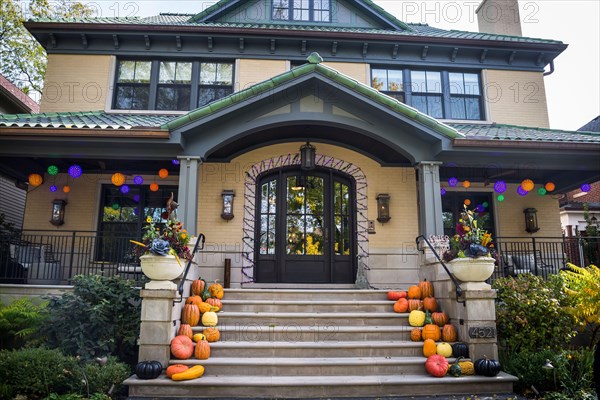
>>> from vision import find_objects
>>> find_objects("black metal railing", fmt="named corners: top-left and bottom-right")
top-left (416, 235), bottom-right (464, 302)
top-left (0, 230), bottom-right (145, 285)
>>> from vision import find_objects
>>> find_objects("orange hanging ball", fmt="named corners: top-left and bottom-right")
top-left (111, 173), bottom-right (126, 186)
top-left (158, 168), bottom-right (169, 179)
top-left (28, 173), bottom-right (43, 187)
top-left (545, 182), bottom-right (555, 192)
top-left (521, 179), bottom-right (534, 192)
top-left (463, 180), bottom-right (471, 189)
top-left (63, 185), bottom-right (71, 193)
top-left (464, 199), bottom-right (471, 206)
top-left (150, 182), bottom-right (159, 192)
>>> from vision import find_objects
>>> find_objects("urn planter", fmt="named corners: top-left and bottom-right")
top-left (140, 254), bottom-right (183, 290)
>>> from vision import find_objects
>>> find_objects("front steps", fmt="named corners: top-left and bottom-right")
top-left (126, 289), bottom-right (516, 398)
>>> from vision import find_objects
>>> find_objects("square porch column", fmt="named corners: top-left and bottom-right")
top-left (416, 161), bottom-right (444, 237)
top-left (177, 157), bottom-right (201, 236)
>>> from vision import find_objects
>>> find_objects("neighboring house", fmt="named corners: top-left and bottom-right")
top-left (0, 0), bottom-right (599, 288)
top-left (0, 74), bottom-right (37, 229)
top-left (578, 115), bottom-right (600, 133)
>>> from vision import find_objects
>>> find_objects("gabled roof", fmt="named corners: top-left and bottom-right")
top-left (0, 74), bottom-right (40, 114)
top-left (578, 116), bottom-right (600, 133)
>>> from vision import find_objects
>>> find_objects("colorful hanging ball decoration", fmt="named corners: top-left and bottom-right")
top-left (482, 201), bottom-right (489, 208)
top-left (581, 183), bottom-right (591, 193)
top-left (517, 186), bottom-right (529, 196)
top-left (494, 180), bottom-right (507, 194)
top-left (133, 175), bottom-right (144, 185)
top-left (133, 194), bottom-right (140, 203)
top-left (537, 187), bottom-right (547, 196)
top-left (68, 164), bottom-right (83, 179)
top-left (448, 177), bottom-right (458, 187)
top-left (497, 195), bottom-right (505, 202)
top-left (464, 199), bottom-right (471, 206)
top-left (111, 172), bottom-right (126, 187)
top-left (150, 182), bottom-right (159, 192)
top-left (462, 180), bottom-right (471, 189)
top-left (545, 182), bottom-right (555, 192)
top-left (28, 173), bottom-right (43, 187)
top-left (63, 185), bottom-right (71, 193)
top-left (476, 204), bottom-right (485, 212)
top-left (120, 184), bottom-right (130, 194)
top-left (47, 165), bottom-right (59, 176)
top-left (440, 188), bottom-right (447, 196)
top-left (49, 185), bottom-right (58, 192)
top-left (112, 203), bottom-right (120, 210)
top-left (172, 159), bottom-right (180, 166)
top-left (521, 179), bottom-right (535, 192)
top-left (158, 168), bottom-right (169, 179)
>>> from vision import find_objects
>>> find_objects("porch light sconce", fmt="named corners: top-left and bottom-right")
top-left (50, 199), bottom-right (67, 226)
top-left (524, 208), bottom-right (539, 233)
top-left (221, 190), bottom-right (235, 221)
top-left (300, 141), bottom-right (316, 171)
top-left (376, 194), bottom-right (391, 223)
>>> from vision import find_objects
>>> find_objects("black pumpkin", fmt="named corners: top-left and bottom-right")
top-left (135, 360), bottom-right (163, 379)
top-left (474, 356), bottom-right (501, 377)
top-left (452, 342), bottom-right (470, 359)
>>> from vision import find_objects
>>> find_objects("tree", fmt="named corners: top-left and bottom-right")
top-left (0, 0), bottom-right (92, 94)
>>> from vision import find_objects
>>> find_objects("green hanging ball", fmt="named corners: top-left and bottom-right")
top-left (47, 165), bottom-right (59, 176)
top-left (112, 203), bottom-right (120, 210)
top-left (482, 202), bottom-right (489, 208)
top-left (497, 195), bottom-right (505, 202)
top-left (537, 188), bottom-right (547, 196)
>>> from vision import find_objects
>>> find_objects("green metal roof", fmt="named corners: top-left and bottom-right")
top-left (29, 14), bottom-right (564, 45)
top-left (0, 111), bottom-right (172, 129)
top-left (449, 123), bottom-right (600, 144)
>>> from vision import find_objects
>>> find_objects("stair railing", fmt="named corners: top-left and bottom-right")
top-left (177, 233), bottom-right (206, 297)
top-left (415, 235), bottom-right (464, 304)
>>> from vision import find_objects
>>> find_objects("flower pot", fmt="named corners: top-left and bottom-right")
top-left (449, 257), bottom-right (495, 282)
top-left (140, 254), bottom-right (183, 289)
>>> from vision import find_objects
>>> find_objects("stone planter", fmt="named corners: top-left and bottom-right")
top-left (449, 256), bottom-right (495, 290)
top-left (140, 254), bottom-right (184, 290)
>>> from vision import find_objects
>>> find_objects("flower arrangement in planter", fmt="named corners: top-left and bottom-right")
top-left (131, 216), bottom-right (193, 265)
top-left (443, 205), bottom-right (496, 262)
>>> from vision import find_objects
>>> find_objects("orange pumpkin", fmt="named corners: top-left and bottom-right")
top-left (407, 299), bottom-right (423, 312)
top-left (194, 339), bottom-right (211, 360)
top-left (442, 324), bottom-right (457, 342)
top-left (387, 291), bottom-right (407, 301)
top-left (208, 280), bottom-right (224, 299)
top-left (203, 327), bottom-right (220, 342)
top-left (423, 338), bottom-right (437, 357)
top-left (422, 324), bottom-right (442, 341)
top-left (177, 323), bottom-right (193, 339)
top-left (181, 304), bottom-right (200, 326)
top-left (166, 364), bottom-right (189, 378)
top-left (206, 297), bottom-right (222, 311)
top-left (410, 328), bottom-right (422, 342)
top-left (418, 279), bottom-right (434, 299)
top-left (191, 279), bottom-right (206, 296)
top-left (432, 311), bottom-right (449, 327)
top-left (423, 297), bottom-right (438, 312)
top-left (170, 335), bottom-right (194, 359)
top-left (407, 285), bottom-right (422, 300)
top-left (393, 298), bottom-right (409, 313)
top-left (185, 296), bottom-right (203, 307)
top-left (198, 302), bottom-right (212, 314)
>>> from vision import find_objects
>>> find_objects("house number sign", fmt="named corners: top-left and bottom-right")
top-left (468, 327), bottom-right (497, 339)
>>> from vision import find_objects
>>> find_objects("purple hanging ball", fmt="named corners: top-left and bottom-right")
top-left (133, 194), bottom-right (140, 203)
top-left (172, 159), bottom-right (180, 165)
top-left (68, 164), bottom-right (82, 179)
top-left (133, 176), bottom-right (144, 185)
top-left (581, 183), bottom-right (591, 192)
top-left (440, 188), bottom-right (447, 196)
top-left (120, 184), bottom-right (130, 194)
top-left (49, 185), bottom-right (58, 192)
top-left (448, 177), bottom-right (458, 187)
top-left (517, 186), bottom-right (529, 196)
top-left (494, 180), bottom-right (507, 194)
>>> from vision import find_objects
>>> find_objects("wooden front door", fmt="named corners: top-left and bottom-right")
top-left (255, 168), bottom-right (356, 283)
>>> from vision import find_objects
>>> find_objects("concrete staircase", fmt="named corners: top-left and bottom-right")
top-left (126, 288), bottom-right (516, 398)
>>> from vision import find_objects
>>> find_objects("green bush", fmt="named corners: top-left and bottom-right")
top-left (83, 356), bottom-right (131, 396)
top-left (550, 347), bottom-right (596, 399)
top-left (493, 274), bottom-right (577, 354)
top-left (0, 297), bottom-right (48, 349)
top-left (42, 275), bottom-right (141, 366)
top-left (502, 349), bottom-right (558, 394)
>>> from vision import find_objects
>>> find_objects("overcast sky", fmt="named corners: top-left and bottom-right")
top-left (87, 0), bottom-right (599, 130)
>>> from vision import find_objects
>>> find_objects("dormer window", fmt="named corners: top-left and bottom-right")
top-left (273, 0), bottom-right (331, 22)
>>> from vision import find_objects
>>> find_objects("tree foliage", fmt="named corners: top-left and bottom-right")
top-left (0, 0), bottom-right (92, 94)
top-left (561, 263), bottom-right (600, 347)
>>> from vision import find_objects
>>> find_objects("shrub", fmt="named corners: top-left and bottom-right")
top-left (502, 349), bottom-right (558, 394)
top-left (42, 275), bottom-right (141, 366)
top-left (0, 297), bottom-right (48, 349)
top-left (83, 356), bottom-right (131, 396)
top-left (493, 274), bottom-right (577, 354)
top-left (551, 347), bottom-right (597, 399)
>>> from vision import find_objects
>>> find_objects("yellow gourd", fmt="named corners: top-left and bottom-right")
top-left (436, 342), bottom-right (453, 357)
top-left (458, 360), bottom-right (475, 375)
top-left (198, 302), bottom-right (212, 314)
top-left (408, 310), bottom-right (426, 327)
top-left (192, 333), bottom-right (206, 342)
top-left (202, 311), bottom-right (218, 327)
top-left (171, 365), bottom-right (205, 381)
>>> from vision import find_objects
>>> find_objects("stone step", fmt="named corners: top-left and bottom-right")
top-left (221, 299), bottom-right (396, 313)
top-left (215, 311), bottom-right (409, 326)
top-left (193, 324), bottom-right (414, 342)
top-left (223, 288), bottom-right (392, 301)
top-left (209, 340), bottom-right (424, 358)
top-left (169, 356), bottom-right (450, 376)
top-left (126, 372), bottom-right (517, 398)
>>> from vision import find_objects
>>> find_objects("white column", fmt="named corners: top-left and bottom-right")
top-left (177, 156), bottom-right (201, 236)
top-left (416, 161), bottom-right (444, 237)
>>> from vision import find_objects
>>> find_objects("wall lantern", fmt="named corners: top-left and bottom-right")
top-left (221, 190), bottom-right (235, 221)
top-left (50, 199), bottom-right (67, 226)
top-left (291, 174), bottom-right (306, 191)
top-left (300, 141), bottom-right (316, 171)
top-left (523, 208), bottom-right (539, 233)
top-left (376, 193), bottom-right (391, 223)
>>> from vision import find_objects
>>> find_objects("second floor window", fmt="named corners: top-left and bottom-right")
top-left (273, 0), bottom-right (331, 22)
top-left (114, 60), bottom-right (234, 111)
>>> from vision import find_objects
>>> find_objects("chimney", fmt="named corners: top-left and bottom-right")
top-left (476, 0), bottom-right (522, 36)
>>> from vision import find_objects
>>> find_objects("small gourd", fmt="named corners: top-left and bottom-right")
top-left (418, 279), bottom-right (434, 299)
top-left (387, 291), bottom-right (407, 301)
top-left (208, 280), bottom-right (224, 299)
top-left (194, 339), bottom-right (211, 360)
top-left (177, 323), bottom-right (193, 339)
top-left (423, 338), bottom-right (437, 357)
top-left (408, 310), bottom-right (426, 327)
top-left (203, 327), bottom-right (220, 342)
top-left (410, 328), bottom-right (422, 342)
top-left (423, 296), bottom-right (438, 312)
top-left (166, 364), bottom-right (189, 378)
top-left (448, 357), bottom-right (463, 377)
top-left (436, 342), bottom-right (453, 358)
top-left (206, 297), bottom-right (223, 311)
top-left (192, 333), bottom-right (206, 342)
top-left (171, 365), bottom-right (205, 381)
top-left (191, 279), bottom-right (206, 296)
top-left (393, 298), bottom-right (409, 313)
top-left (407, 285), bottom-right (422, 299)
top-left (452, 342), bottom-right (470, 358)
top-left (202, 311), bottom-right (218, 327)
top-left (458, 360), bottom-right (475, 375)
top-left (442, 324), bottom-right (457, 342)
